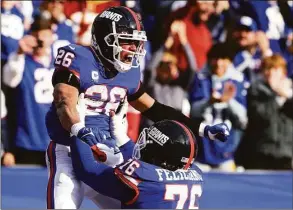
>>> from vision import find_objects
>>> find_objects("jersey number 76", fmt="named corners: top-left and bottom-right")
top-left (164, 184), bottom-right (202, 209)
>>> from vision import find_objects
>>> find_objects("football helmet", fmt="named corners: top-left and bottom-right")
top-left (133, 120), bottom-right (197, 171)
top-left (91, 6), bottom-right (147, 73)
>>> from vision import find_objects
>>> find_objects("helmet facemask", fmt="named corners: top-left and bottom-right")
top-left (132, 128), bottom-right (148, 160)
top-left (132, 120), bottom-right (197, 171)
top-left (95, 21), bottom-right (147, 73)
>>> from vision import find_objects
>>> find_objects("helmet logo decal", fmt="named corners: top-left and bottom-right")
top-left (99, 11), bottom-right (123, 22)
top-left (148, 127), bottom-right (169, 146)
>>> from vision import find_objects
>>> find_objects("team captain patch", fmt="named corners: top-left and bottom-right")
top-left (99, 11), bottom-right (123, 22)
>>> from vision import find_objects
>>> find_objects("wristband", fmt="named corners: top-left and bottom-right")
top-left (70, 122), bottom-right (85, 136)
top-left (199, 122), bottom-right (207, 137)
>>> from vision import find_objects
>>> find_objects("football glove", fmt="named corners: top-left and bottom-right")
top-left (71, 93), bottom-right (107, 162)
top-left (71, 93), bottom-right (123, 166)
top-left (199, 122), bottom-right (230, 142)
top-left (75, 127), bottom-right (107, 162)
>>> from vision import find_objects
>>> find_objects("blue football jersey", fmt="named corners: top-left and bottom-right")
top-left (70, 138), bottom-right (204, 209)
top-left (116, 159), bottom-right (203, 209)
top-left (15, 55), bottom-right (54, 151)
top-left (46, 44), bottom-right (141, 146)
top-left (1, 6), bottom-right (24, 62)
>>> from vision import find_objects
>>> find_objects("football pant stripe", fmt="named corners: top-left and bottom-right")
top-left (47, 141), bottom-right (57, 209)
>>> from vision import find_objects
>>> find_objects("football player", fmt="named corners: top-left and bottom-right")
top-left (69, 97), bottom-right (205, 209)
top-left (46, 6), bottom-right (229, 209)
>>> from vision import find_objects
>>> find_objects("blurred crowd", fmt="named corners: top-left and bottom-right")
top-left (1, 0), bottom-right (293, 171)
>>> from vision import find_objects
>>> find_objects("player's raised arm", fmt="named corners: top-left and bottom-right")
top-left (128, 88), bottom-right (230, 142)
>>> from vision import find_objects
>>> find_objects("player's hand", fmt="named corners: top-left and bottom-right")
top-left (75, 127), bottom-right (108, 162)
top-left (109, 98), bottom-right (130, 147)
top-left (199, 123), bottom-right (230, 142)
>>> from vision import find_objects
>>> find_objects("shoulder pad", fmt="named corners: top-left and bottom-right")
top-left (54, 44), bottom-right (89, 75)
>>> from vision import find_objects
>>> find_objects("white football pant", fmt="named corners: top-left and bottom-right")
top-left (46, 141), bottom-right (123, 209)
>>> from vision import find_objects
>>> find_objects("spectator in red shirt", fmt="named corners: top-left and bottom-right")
top-left (166, 0), bottom-right (215, 71)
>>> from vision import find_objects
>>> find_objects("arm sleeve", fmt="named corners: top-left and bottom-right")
top-left (127, 83), bottom-right (146, 102)
top-left (142, 100), bottom-right (203, 136)
top-left (52, 67), bottom-right (80, 90)
top-left (70, 136), bottom-right (135, 202)
top-left (3, 53), bottom-right (25, 88)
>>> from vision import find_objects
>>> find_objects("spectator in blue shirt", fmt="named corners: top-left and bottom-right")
top-left (1, 1), bottom-right (24, 67)
top-left (40, 0), bottom-right (75, 57)
top-left (231, 16), bottom-right (272, 84)
top-left (189, 43), bottom-right (247, 171)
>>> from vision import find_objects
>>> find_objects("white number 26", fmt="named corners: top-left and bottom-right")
top-left (55, 49), bottom-right (75, 68)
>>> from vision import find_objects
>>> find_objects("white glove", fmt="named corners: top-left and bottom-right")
top-left (110, 98), bottom-right (130, 147)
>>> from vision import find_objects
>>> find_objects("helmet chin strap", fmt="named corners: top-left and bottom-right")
top-left (114, 60), bottom-right (132, 72)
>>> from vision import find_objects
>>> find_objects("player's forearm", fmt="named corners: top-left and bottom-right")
top-left (56, 105), bottom-right (80, 131)
top-left (53, 83), bottom-right (79, 131)
top-left (119, 140), bottom-right (135, 160)
top-left (142, 100), bottom-right (202, 136)
top-left (70, 136), bottom-right (107, 179)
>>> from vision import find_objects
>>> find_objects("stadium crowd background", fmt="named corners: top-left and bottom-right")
top-left (1, 0), bottom-right (293, 172)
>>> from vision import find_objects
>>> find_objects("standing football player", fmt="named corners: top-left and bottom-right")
top-left (46, 6), bottom-right (229, 209)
